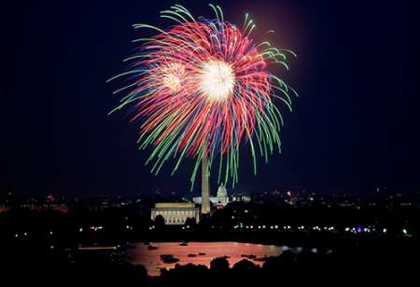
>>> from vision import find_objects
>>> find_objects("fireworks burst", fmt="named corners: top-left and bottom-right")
top-left (108, 4), bottom-right (298, 188)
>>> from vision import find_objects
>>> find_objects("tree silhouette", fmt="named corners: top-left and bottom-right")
top-left (232, 259), bottom-right (259, 270)
top-left (154, 215), bottom-right (165, 230)
top-left (210, 256), bottom-right (230, 270)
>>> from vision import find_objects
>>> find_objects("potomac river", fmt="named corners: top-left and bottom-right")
top-left (127, 241), bottom-right (284, 276)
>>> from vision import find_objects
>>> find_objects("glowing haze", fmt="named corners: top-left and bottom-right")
top-left (199, 60), bottom-right (235, 102)
top-left (161, 63), bottom-right (186, 93)
top-left (108, 4), bottom-right (297, 188)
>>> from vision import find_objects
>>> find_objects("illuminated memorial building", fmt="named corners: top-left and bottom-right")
top-left (151, 203), bottom-right (200, 225)
top-left (150, 184), bottom-right (229, 225)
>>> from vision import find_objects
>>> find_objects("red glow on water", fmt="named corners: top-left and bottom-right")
top-left (127, 242), bottom-right (283, 276)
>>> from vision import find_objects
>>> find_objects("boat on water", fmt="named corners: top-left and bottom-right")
top-left (160, 254), bottom-right (180, 263)
top-left (163, 257), bottom-right (179, 263)
top-left (148, 245), bottom-right (158, 250)
top-left (179, 241), bottom-right (188, 246)
top-left (241, 254), bottom-right (257, 260)
top-left (198, 252), bottom-right (206, 256)
top-left (187, 254), bottom-right (197, 257)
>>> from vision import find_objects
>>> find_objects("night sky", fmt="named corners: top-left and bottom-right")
top-left (4, 0), bottom-right (410, 197)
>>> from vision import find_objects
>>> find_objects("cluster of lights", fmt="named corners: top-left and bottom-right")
top-left (344, 226), bottom-right (375, 234)
top-left (341, 226), bottom-right (410, 236)
top-left (231, 224), bottom-right (415, 237)
top-left (234, 224), bottom-right (285, 230)
top-left (311, 226), bottom-right (335, 231)
top-left (89, 225), bottom-right (104, 232)
top-left (15, 232), bottom-right (29, 238)
top-left (232, 224), bottom-right (341, 232)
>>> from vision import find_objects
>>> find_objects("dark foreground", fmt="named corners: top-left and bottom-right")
top-left (3, 237), bottom-right (417, 286)
top-left (2, 201), bottom-right (419, 284)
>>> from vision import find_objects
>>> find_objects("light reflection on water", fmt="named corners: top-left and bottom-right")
top-left (127, 242), bottom-right (283, 276)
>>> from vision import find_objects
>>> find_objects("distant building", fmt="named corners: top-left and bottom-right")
top-left (231, 195), bottom-right (251, 203)
top-left (193, 183), bottom-right (230, 209)
top-left (215, 183), bottom-right (229, 206)
top-left (151, 202), bottom-right (199, 225)
top-left (18, 203), bottom-right (70, 213)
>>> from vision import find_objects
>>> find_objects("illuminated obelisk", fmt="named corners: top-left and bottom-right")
top-left (201, 153), bottom-right (210, 214)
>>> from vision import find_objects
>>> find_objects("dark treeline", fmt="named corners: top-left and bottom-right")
top-left (1, 201), bottom-right (419, 245)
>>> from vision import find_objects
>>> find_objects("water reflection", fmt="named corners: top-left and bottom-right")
top-left (127, 242), bottom-right (283, 276)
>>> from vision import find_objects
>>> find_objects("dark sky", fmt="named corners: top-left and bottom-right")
top-left (3, 0), bottom-right (410, 197)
